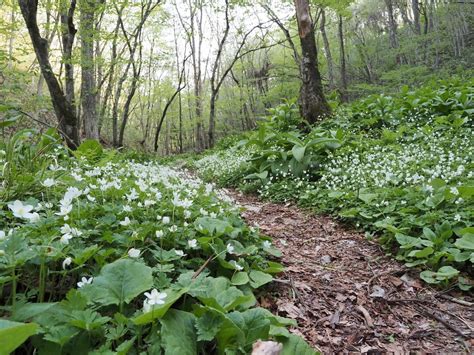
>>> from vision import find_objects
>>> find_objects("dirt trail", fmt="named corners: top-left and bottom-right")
top-left (228, 190), bottom-right (473, 353)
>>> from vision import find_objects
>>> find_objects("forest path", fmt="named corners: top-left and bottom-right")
top-left (227, 190), bottom-right (473, 353)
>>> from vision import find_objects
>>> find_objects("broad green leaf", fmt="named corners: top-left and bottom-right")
top-left (408, 247), bottom-right (434, 258)
top-left (435, 266), bottom-right (459, 280)
top-left (0, 319), bottom-right (39, 355)
top-left (420, 270), bottom-right (439, 284)
top-left (231, 272), bottom-right (249, 285)
top-left (69, 309), bottom-right (111, 331)
top-left (458, 186), bottom-right (474, 198)
top-left (264, 261), bottom-right (285, 274)
top-left (228, 308), bottom-right (271, 347)
top-left (328, 191), bottom-right (344, 199)
top-left (358, 193), bottom-right (378, 204)
top-left (81, 259), bottom-right (153, 307)
top-left (194, 217), bottom-right (233, 237)
top-left (395, 233), bottom-right (432, 249)
top-left (195, 310), bottom-right (224, 341)
top-left (116, 337), bottom-right (137, 355)
top-left (160, 309), bottom-right (197, 355)
top-left (249, 270), bottom-right (273, 288)
top-left (11, 302), bottom-right (57, 322)
top-left (278, 334), bottom-right (318, 355)
top-left (292, 145), bottom-right (306, 162)
top-left (194, 305), bottom-right (244, 351)
top-left (455, 234), bottom-right (474, 250)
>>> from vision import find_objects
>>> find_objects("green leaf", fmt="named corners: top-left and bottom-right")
top-left (292, 145), bottom-right (306, 162)
top-left (69, 309), bottom-right (111, 331)
top-left (11, 302), bottom-right (57, 322)
top-left (264, 261), bottom-right (285, 274)
top-left (358, 193), bottom-right (378, 204)
top-left (231, 272), bottom-right (249, 285)
top-left (408, 247), bottom-right (434, 258)
top-left (0, 319), bottom-right (39, 355)
top-left (160, 309), bottom-right (197, 355)
top-left (228, 308), bottom-right (271, 348)
top-left (116, 337), bottom-right (137, 355)
top-left (249, 270), bottom-right (273, 288)
top-left (194, 305), bottom-right (244, 351)
top-left (194, 217), bottom-right (233, 237)
top-left (419, 271), bottom-right (439, 284)
top-left (455, 234), bottom-right (474, 250)
top-left (395, 233), bottom-right (432, 249)
top-left (195, 310), bottom-right (224, 342)
top-left (435, 266), bottom-right (459, 280)
top-left (81, 259), bottom-right (153, 307)
top-left (133, 288), bottom-right (187, 325)
top-left (0, 117), bottom-right (19, 128)
top-left (278, 334), bottom-right (318, 355)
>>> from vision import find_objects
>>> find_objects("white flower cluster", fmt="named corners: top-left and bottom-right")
top-left (320, 128), bottom-right (473, 191)
top-left (195, 148), bottom-right (252, 183)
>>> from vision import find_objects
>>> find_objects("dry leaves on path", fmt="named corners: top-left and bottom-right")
top-left (227, 190), bottom-right (474, 354)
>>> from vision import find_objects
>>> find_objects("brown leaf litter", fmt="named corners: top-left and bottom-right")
top-left (227, 190), bottom-right (474, 354)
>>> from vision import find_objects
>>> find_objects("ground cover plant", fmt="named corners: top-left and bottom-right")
top-left (193, 79), bottom-right (474, 289)
top-left (0, 135), bottom-right (316, 354)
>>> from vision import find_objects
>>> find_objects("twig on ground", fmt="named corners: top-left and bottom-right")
top-left (437, 294), bottom-right (474, 307)
top-left (192, 255), bottom-right (213, 279)
top-left (356, 305), bottom-right (374, 328)
top-left (418, 305), bottom-right (469, 339)
top-left (366, 268), bottom-right (406, 293)
top-left (385, 298), bottom-right (430, 304)
top-left (288, 274), bottom-right (308, 313)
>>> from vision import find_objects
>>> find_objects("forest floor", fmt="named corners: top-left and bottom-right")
top-left (226, 190), bottom-right (474, 353)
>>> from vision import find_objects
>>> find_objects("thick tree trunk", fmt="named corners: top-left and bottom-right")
top-left (294, 0), bottom-right (331, 124)
top-left (19, 0), bottom-right (79, 148)
top-left (338, 15), bottom-right (348, 102)
top-left (412, 0), bottom-right (421, 35)
top-left (60, 0), bottom-right (77, 108)
top-left (80, 0), bottom-right (99, 140)
top-left (319, 8), bottom-right (335, 90)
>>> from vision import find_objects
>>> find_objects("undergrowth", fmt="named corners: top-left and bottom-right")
top-left (192, 78), bottom-right (474, 290)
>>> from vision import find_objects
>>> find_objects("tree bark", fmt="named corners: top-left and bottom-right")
top-left (99, 18), bottom-right (120, 135)
top-left (385, 0), bottom-right (403, 65)
top-left (338, 15), bottom-right (348, 102)
top-left (80, 0), bottom-right (99, 140)
top-left (294, 0), bottom-right (331, 124)
top-left (60, 0), bottom-right (77, 108)
top-left (19, 0), bottom-right (79, 148)
top-left (8, 6), bottom-right (16, 69)
top-left (116, 0), bottom-right (159, 147)
top-left (412, 0), bottom-right (421, 35)
top-left (319, 8), bottom-right (335, 90)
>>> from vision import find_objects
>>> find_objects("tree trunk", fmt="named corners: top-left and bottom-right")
top-left (208, 91), bottom-right (217, 147)
top-left (294, 0), bottom-right (331, 124)
top-left (19, 0), bottom-right (80, 148)
top-left (8, 7), bottom-right (16, 69)
top-left (319, 8), bottom-right (335, 90)
top-left (338, 15), bottom-right (348, 102)
top-left (412, 0), bottom-right (421, 35)
top-left (80, 0), bottom-right (99, 140)
top-left (385, 0), bottom-right (402, 65)
top-left (61, 0), bottom-right (77, 108)
top-left (99, 19), bottom-right (120, 134)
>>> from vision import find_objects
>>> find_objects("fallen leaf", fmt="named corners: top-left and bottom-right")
top-left (370, 285), bottom-right (386, 298)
